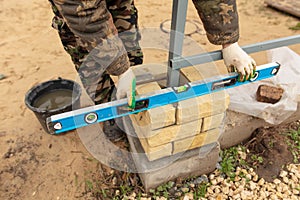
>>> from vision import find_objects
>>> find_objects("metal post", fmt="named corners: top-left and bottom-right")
top-left (167, 0), bottom-right (188, 87)
top-left (170, 35), bottom-right (300, 70)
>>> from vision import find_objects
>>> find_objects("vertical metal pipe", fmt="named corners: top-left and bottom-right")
top-left (167, 0), bottom-right (188, 87)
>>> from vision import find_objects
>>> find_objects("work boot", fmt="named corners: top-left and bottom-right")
top-left (103, 119), bottom-right (126, 142)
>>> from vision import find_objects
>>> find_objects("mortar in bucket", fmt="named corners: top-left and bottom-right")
top-left (25, 78), bottom-right (82, 134)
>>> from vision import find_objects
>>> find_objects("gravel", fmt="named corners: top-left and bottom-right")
top-left (181, 163), bottom-right (300, 200)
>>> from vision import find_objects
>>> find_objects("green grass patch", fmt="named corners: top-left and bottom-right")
top-left (289, 23), bottom-right (300, 31)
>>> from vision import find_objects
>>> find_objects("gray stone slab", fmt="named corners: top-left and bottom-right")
top-left (220, 103), bottom-right (300, 149)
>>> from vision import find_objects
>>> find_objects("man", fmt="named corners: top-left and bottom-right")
top-left (49, 0), bottom-right (255, 137)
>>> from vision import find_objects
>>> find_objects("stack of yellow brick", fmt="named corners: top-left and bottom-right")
top-left (130, 66), bottom-right (230, 161)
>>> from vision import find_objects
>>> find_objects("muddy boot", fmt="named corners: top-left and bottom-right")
top-left (103, 119), bottom-right (126, 142)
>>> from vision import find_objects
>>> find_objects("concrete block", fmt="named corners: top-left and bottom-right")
top-left (202, 113), bottom-right (225, 132)
top-left (173, 129), bottom-right (220, 154)
top-left (133, 82), bottom-right (176, 130)
top-left (176, 91), bottom-right (230, 124)
top-left (219, 110), bottom-right (266, 149)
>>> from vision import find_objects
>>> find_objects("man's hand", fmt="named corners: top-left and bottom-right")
top-left (115, 68), bottom-right (135, 100)
top-left (222, 42), bottom-right (256, 81)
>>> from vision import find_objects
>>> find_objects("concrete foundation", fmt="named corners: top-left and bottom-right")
top-left (124, 116), bottom-right (220, 191)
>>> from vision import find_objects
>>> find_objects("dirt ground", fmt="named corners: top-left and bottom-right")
top-left (1, 0), bottom-right (300, 199)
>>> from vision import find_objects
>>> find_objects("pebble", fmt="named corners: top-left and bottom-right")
top-left (258, 178), bottom-right (265, 186)
top-left (279, 170), bottom-right (288, 178)
top-left (273, 179), bottom-right (281, 184)
top-left (211, 179), bottom-right (217, 185)
top-left (147, 163), bottom-right (300, 200)
top-left (291, 175), bottom-right (298, 183)
top-left (249, 181), bottom-right (256, 190)
top-left (282, 176), bottom-right (289, 184)
top-left (221, 186), bottom-right (229, 194)
top-left (181, 187), bottom-right (189, 193)
top-left (253, 174), bottom-right (258, 182)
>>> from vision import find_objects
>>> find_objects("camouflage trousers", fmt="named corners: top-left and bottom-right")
top-left (49, 0), bottom-right (143, 104)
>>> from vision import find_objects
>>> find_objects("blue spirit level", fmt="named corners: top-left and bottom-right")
top-left (46, 62), bottom-right (280, 135)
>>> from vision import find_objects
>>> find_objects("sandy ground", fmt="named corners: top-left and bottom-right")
top-left (0, 0), bottom-right (300, 199)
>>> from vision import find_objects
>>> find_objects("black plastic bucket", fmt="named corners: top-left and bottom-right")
top-left (25, 78), bottom-right (81, 134)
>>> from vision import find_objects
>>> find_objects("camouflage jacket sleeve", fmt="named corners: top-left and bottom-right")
top-left (51, 0), bottom-right (130, 76)
top-left (192, 0), bottom-right (239, 45)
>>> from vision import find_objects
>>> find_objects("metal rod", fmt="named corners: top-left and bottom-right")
top-left (167, 0), bottom-right (188, 87)
top-left (170, 34), bottom-right (300, 70)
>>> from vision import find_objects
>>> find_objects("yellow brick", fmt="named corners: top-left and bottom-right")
top-left (139, 138), bottom-right (172, 161)
top-left (202, 113), bottom-right (225, 132)
top-left (132, 116), bottom-right (202, 147)
top-left (180, 63), bottom-right (227, 82)
top-left (133, 82), bottom-right (176, 130)
top-left (136, 82), bottom-right (161, 95)
top-left (180, 66), bottom-right (204, 82)
top-left (173, 129), bottom-right (221, 154)
top-left (176, 91), bottom-right (229, 124)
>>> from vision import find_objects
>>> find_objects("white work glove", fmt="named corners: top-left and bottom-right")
top-left (115, 68), bottom-right (135, 100)
top-left (222, 42), bottom-right (256, 81)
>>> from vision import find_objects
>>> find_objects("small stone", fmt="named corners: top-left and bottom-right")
top-left (214, 188), bottom-right (220, 194)
top-left (211, 179), bottom-right (218, 185)
top-left (207, 188), bottom-right (214, 194)
top-left (290, 165), bottom-right (298, 174)
top-left (239, 151), bottom-right (247, 160)
top-left (281, 184), bottom-right (289, 192)
top-left (234, 176), bottom-right (241, 182)
top-left (232, 193), bottom-right (241, 199)
top-left (258, 178), bottom-right (265, 186)
top-left (241, 169), bottom-right (248, 175)
top-left (249, 181), bottom-right (257, 190)
top-left (270, 194), bottom-right (278, 200)
top-left (253, 174), bottom-right (259, 182)
top-left (209, 174), bottom-right (215, 180)
top-left (185, 193), bottom-right (194, 199)
top-left (175, 192), bottom-right (182, 197)
top-left (292, 189), bottom-right (299, 195)
top-left (283, 176), bottom-right (289, 184)
top-left (221, 186), bottom-right (230, 194)
top-left (115, 190), bottom-right (120, 196)
top-left (32, 191), bottom-right (36, 196)
top-left (195, 175), bottom-right (208, 184)
top-left (228, 189), bottom-right (234, 196)
top-left (241, 190), bottom-right (252, 199)
top-left (291, 175), bottom-right (298, 183)
top-left (130, 192), bottom-right (136, 198)
top-left (273, 179), bottom-right (281, 184)
top-left (189, 183), bottom-right (195, 188)
top-left (112, 177), bottom-right (117, 185)
top-left (279, 170), bottom-right (288, 178)
top-left (276, 192), bottom-right (283, 199)
top-left (216, 176), bottom-right (224, 184)
top-left (291, 195), bottom-right (299, 200)
top-left (245, 174), bottom-right (252, 180)
top-left (181, 187), bottom-right (189, 193)
top-left (249, 168), bottom-right (254, 173)
top-left (0, 74), bottom-right (6, 80)
top-left (294, 171), bottom-right (300, 179)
